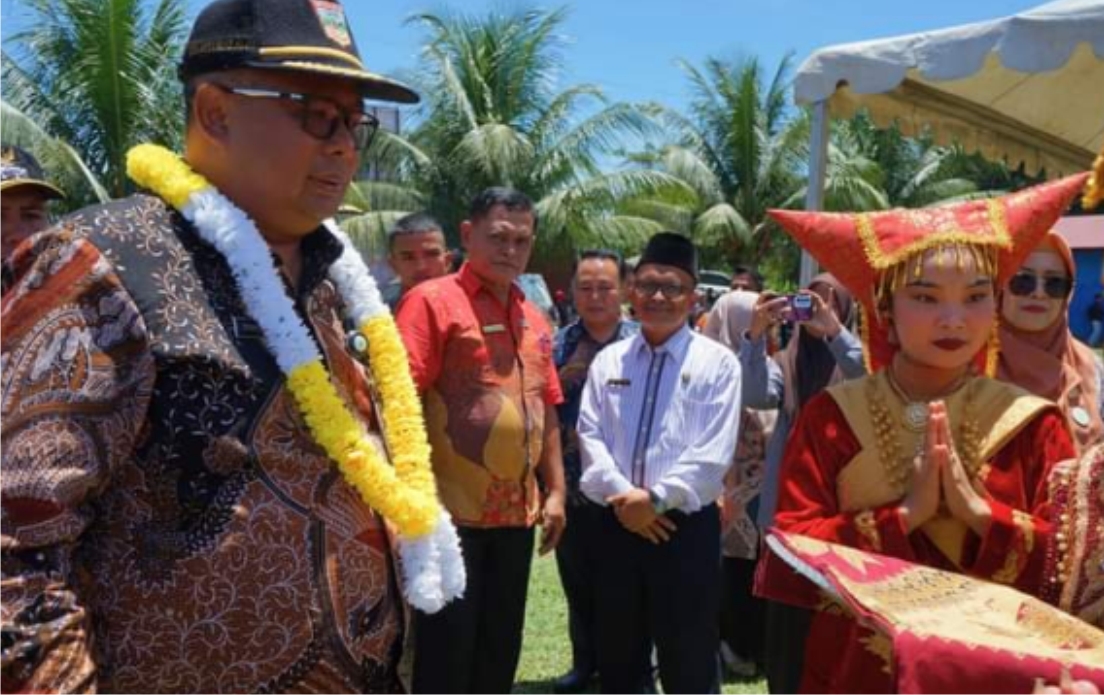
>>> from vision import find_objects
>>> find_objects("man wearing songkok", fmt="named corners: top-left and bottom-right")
top-left (578, 232), bottom-right (742, 693)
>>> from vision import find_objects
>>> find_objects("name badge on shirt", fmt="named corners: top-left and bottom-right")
top-left (607, 378), bottom-right (631, 388)
top-left (482, 324), bottom-right (506, 334)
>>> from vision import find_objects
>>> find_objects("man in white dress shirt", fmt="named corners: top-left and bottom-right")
top-left (578, 232), bottom-right (742, 693)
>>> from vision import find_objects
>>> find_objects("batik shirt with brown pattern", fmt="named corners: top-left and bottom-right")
top-left (0, 195), bottom-right (405, 693)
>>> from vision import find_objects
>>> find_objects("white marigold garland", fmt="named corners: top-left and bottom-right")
top-left (126, 143), bottom-right (464, 613)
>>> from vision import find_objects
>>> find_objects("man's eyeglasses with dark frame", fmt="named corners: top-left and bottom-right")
top-left (212, 84), bottom-right (380, 152)
top-left (633, 281), bottom-right (690, 300)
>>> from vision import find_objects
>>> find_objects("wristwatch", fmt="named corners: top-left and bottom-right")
top-left (648, 489), bottom-right (669, 515)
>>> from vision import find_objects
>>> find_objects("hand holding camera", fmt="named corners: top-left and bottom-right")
top-left (801, 287), bottom-right (844, 340)
top-left (749, 292), bottom-right (791, 341)
top-left (749, 288), bottom-right (842, 342)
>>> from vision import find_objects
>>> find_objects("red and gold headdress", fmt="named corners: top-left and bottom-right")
top-left (768, 173), bottom-right (1088, 373)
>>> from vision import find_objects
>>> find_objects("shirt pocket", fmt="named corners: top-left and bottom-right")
top-left (660, 393), bottom-right (716, 452)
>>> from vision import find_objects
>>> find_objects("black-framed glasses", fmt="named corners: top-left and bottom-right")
top-left (1008, 272), bottom-right (1072, 299)
top-left (633, 281), bottom-right (689, 300)
top-left (213, 85), bottom-right (380, 151)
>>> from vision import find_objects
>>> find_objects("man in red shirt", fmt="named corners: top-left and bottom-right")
top-left (397, 187), bottom-right (567, 693)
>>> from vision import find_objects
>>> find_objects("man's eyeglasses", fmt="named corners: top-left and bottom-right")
top-left (1007, 272), bottom-right (1072, 299)
top-left (213, 85), bottom-right (380, 151)
top-left (633, 282), bottom-right (689, 300)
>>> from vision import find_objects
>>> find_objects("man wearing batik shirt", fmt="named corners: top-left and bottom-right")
top-left (1, 144), bottom-right (66, 293)
top-left (397, 187), bottom-right (566, 694)
top-left (551, 249), bottom-right (638, 693)
top-left (0, 0), bottom-right (420, 692)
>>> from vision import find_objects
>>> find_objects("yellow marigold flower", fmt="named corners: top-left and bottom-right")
top-left (126, 144), bottom-right (208, 209)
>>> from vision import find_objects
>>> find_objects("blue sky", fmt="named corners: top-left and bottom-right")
top-left (3, 0), bottom-right (1045, 116)
top-left (342, 0), bottom-right (1042, 111)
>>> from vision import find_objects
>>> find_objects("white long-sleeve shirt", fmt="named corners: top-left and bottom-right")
top-left (578, 324), bottom-right (742, 513)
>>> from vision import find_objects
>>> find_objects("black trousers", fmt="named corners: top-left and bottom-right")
top-left (412, 525), bottom-right (534, 693)
top-left (554, 496), bottom-right (602, 675)
top-left (594, 504), bottom-right (721, 694)
top-left (763, 600), bottom-right (812, 694)
top-left (720, 556), bottom-right (767, 667)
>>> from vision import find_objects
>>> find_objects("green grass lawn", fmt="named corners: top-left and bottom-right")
top-left (513, 551), bottom-right (768, 694)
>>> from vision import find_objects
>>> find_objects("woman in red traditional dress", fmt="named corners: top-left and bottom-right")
top-left (1044, 441), bottom-right (1104, 630)
top-left (757, 173), bottom-right (1089, 693)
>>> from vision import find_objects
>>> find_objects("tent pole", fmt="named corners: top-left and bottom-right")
top-left (800, 100), bottom-right (829, 287)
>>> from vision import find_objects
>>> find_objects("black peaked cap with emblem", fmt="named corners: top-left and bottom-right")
top-left (637, 232), bottom-right (699, 281)
top-left (180, 0), bottom-right (419, 103)
top-left (1, 145), bottom-right (65, 199)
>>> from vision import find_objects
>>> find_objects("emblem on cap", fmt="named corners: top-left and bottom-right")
top-left (0, 148), bottom-right (30, 182)
top-left (310, 0), bottom-right (352, 48)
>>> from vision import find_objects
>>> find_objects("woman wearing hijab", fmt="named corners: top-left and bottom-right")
top-left (998, 231), bottom-right (1104, 453)
top-left (703, 290), bottom-right (776, 677)
top-left (739, 273), bottom-right (867, 693)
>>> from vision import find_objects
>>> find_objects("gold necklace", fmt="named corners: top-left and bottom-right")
top-left (885, 368), bottom-right (970, 433)
top-left (868, 371), bottom-right (983, 495)
top-left (888, 380), bottom-right (931, 434)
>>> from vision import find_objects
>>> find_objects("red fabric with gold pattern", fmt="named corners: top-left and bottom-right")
top-left (764, 529), bottom-right (1104, 694)
top-left (767, 173), bottom-right (1088, 372)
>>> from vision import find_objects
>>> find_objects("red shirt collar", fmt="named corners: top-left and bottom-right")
top-left (457, 262), bottom-right (525, 306)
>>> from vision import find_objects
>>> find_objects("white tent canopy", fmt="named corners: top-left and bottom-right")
top-left (793, 0), bottom-right (1104, 283)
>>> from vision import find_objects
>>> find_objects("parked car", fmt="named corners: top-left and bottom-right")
top-left (697, 269), bottom-right (732, 296)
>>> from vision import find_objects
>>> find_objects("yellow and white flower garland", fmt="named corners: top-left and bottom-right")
top-left (126, 144), bottom-right (464, 613)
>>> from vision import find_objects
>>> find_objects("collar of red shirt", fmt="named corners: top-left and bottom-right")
top-left (457, 261), bottom-right (526, 306)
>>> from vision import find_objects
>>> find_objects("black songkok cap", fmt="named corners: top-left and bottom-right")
top-left (636, 232), bottom-right (699, 281)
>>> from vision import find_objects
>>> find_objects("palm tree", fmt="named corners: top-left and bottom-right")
top-left (624, 54), bottom-right (808, 269)
top-left (825, 114), bottom-right (984, 208)
top-left (339, 6), bottom-right (686, 277)
top-left (2, 0), bottom-right (189, 199)
top-left (775, 112), bottom-right (1030, 284)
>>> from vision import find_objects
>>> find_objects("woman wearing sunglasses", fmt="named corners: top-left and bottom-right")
top-left (998, 232), bottom-right (1104, 453)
